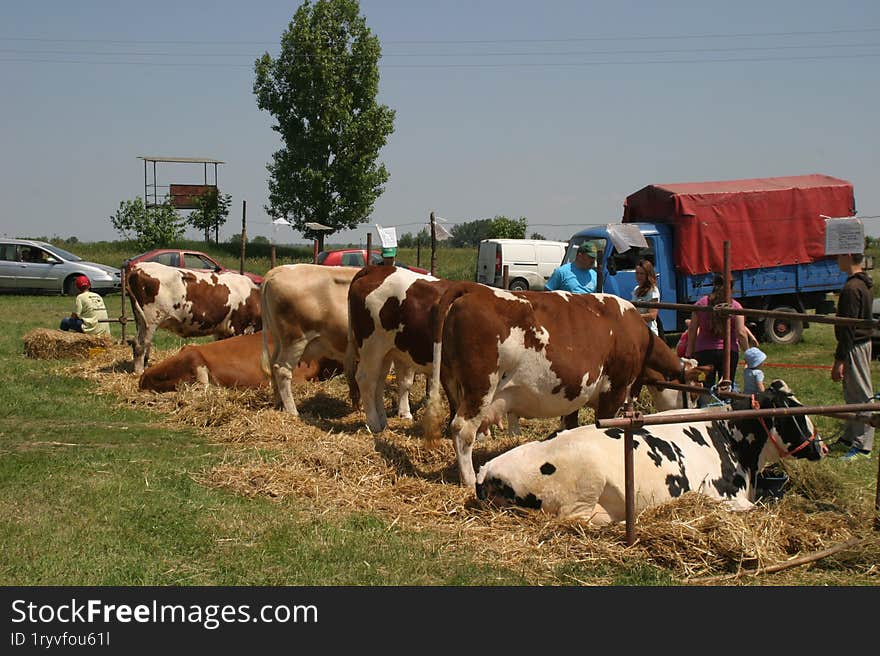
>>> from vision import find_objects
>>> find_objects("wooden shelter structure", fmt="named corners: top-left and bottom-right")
top-left (138, 155), bottom-right (224, 208)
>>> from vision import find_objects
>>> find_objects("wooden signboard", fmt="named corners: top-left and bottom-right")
top-left (169, 184), bottom-right (215, 209)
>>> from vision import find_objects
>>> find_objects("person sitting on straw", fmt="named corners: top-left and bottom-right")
top-left (60, 276), bottom-right (111, 336)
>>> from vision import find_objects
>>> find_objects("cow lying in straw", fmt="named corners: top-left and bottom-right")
top-left (138, 331), bottom-right (340, 392)
top-left (475, 380), bottom-right (824, 522)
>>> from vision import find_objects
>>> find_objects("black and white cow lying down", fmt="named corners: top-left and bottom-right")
top-left (475, 380), bottom-right (823, 523)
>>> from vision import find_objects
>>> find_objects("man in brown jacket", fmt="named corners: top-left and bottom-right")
top-left (832, 252), bottom-right (874, 460)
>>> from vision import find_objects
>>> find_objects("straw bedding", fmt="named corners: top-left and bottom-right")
top-left (62, 346), bottom-right (879, 584)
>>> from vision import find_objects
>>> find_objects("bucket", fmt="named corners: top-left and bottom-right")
top-left (756, 471), bottom-right (789, 501)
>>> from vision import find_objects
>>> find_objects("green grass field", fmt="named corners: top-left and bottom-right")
top-left (1, 244), bottom-right (878, 586)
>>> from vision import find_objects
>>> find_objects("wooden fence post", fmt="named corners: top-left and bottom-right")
top-left (239, 200), bottom-right (247, 275)
top-left (430, 211), bottom-right (437, 276)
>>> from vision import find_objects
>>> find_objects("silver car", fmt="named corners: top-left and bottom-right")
top-left (0, 238), bottom-right (122, 295)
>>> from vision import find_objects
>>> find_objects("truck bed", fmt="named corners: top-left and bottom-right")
top-left (680, 258), bottom-right (846, 303)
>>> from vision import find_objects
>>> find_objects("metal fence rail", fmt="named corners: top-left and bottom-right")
top-left (608, 239), bottom-right (880, 543)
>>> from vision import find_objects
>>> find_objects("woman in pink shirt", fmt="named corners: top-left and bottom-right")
top-left (685, 274), bottom-right (750, 392)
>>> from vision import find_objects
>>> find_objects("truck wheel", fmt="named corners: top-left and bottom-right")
top-left (763, 306), bottom-right (803, 345)
top-left (508, 278), bottom-right (529, 291)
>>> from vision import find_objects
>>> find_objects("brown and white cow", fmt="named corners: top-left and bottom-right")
top-left (346, 265), bottom-right (458, 432)
top-left (639, 361), bottom-right (706, 412)
top-left (423, 285), bottom-right (707, 487)
top-left (138, 330), bottom-right (340, 392)
top-left (127, 262), bottom-right (262, 374)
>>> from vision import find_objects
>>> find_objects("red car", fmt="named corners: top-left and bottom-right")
top-left (123, 249), bottom-right (264, 285)
top-left (316, 248), bottom-right (429, 274)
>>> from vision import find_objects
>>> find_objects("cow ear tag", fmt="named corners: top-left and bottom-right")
top-left (697, 371), bottom-right (706, 382)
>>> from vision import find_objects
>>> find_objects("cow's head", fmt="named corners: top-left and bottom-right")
top-left (637, 359), bottom-right (709, 410)
top-left (138, 355), bottom-right (193, 392)
top-left (680, 358), bottom-right (713, 385)
top-left (752, 379), bottom-right (824, 462)
top-left (475, 441), bottom-right (555, 511)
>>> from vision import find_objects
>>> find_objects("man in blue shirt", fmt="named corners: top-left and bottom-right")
top-left (544, 242), bottom-right (597, 293)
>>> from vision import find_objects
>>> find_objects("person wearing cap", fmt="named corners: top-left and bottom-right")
top-left (381, 246), bottom-right (397, 266)
top-left (832, 251), bottom-right (874, 461)
top-left (59, 275), bottom-right (111, 336)
top-left (742, 346), bottom-right (767, 395)
top-left (544, 241), bottom-right (597, 294)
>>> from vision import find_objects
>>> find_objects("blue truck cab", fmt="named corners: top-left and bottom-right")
top-left (563, 222), bottom-right (847, 345)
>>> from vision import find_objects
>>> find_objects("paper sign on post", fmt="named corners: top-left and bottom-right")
top-left (824, 216), bottom-right (864, 255)
top-left (434, 216), bottom-right (452, 241)
top-left (607, 223), bottom-right (648, 253)
top-left (375, 225), bottom-right (398, 248)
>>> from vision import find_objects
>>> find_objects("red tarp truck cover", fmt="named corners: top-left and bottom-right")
top-left (621, 174), bottom-right (855, 275)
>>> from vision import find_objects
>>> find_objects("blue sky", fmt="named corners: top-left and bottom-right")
top-left (1, 0), bottom-right (879, 245)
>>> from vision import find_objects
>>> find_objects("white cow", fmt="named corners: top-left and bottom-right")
top-left (475, 380), bottom-right (824, 522)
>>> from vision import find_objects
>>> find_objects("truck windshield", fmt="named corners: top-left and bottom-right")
top-left (608, 245), bottom-right (655, 272)
top-left (563, 239), bottom-right (605, 265)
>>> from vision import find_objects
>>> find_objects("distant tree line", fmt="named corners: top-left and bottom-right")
top-left (396, 216), bottom-right (541, 249)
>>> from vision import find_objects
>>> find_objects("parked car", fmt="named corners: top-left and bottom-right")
top-left (0, 238), bottom-right (122, 295)
top-left (316, 248), bottom-right (429, 274)
top-left (122, 249), bottom-right (264, 285)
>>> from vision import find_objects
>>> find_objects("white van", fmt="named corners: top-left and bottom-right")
top-left (475, 238), bottom-right (568, 291)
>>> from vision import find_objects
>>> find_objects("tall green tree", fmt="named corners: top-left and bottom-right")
top-left (109, 197), bottom-right (184, 250)
top-left (253, 0), bottom-right (395, 247)
top-left (488, 216), bottom-right (528, 239)
top-left (187, 188), bottom-right (231, 244)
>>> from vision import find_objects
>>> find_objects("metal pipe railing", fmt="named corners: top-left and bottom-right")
top-left (597, 402), bottom-right (880, 429)
top-left (629, 299), bottom-right (878, 328)
top-left (623, 240), bottom-right (880, 541)
top-left (604, 400), bottom-right (880, 542)
top-left (642, 380), bottom-right (880, 426)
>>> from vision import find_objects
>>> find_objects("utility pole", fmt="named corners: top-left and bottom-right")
top-left (430, 211), bottom-right (437, 276)
top-left (239, 200), bottom-right (247, 275)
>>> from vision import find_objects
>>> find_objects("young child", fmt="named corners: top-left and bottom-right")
top-left (676, 319), bottom-right (691, 358)
top-left (742, 346), bottom-right (767, 395)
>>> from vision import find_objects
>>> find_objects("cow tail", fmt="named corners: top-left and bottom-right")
top-left (259, 277), bottom-right (272, 379)
top-left (344, 301), bottom-right (360, 410)
top-left (422, 282), bottom-right (474, 446)
top-left (127, 271), bottom-right (147, 343)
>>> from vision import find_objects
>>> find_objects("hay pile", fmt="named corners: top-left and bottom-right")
top-left (60, 348), bottom-right (879, 584)
top-left (24, 327), bottom-right (113, 360)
